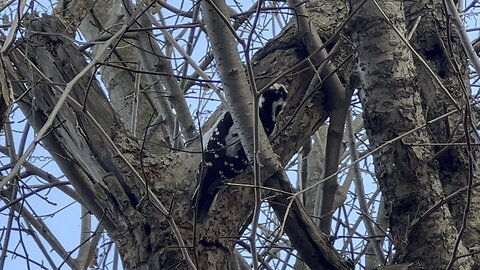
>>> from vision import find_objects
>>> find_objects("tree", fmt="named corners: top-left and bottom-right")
top-left (0, 0), bottom-right (478, 269)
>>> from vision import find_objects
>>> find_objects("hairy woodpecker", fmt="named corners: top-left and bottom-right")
top-left (194, 83), bottom-right (288, 222)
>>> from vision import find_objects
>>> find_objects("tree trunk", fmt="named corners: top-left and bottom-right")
top-left (351, 0), bottom-right (473, 268)
top-left (405, 1), bottom-right (480, 266)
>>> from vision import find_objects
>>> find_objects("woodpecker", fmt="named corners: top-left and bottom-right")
top-left (194, 83), bottom-right (288, 222)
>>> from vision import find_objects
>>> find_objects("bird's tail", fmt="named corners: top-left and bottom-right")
top-left (192, 186), bottom-right (216, 223)
top-left (196, 194), bottom-right (216, 223)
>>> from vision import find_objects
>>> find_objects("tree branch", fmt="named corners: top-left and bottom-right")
top-left (287, 0), bottom-right (351, 233)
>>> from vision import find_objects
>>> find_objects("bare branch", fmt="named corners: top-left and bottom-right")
top-left (286, 0), bottom-right (352, 233)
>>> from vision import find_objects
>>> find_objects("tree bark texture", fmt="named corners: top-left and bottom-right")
top-left (76, 0), bottom-right (172, 154)
top-left (405, 1), bottom-right (480, 266)
top-left (351, 0), bottom-right (474, 268)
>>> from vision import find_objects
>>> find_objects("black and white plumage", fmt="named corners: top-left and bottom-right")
top-left (194, 83), bottom-right (288, 222)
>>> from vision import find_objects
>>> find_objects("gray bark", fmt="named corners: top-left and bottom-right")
top-left (77, 0), bottom-right (172, 154)
top-left (351, 0), bottom-right (473, 268)
top-left (405, 1), bottom-right (480, 267)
